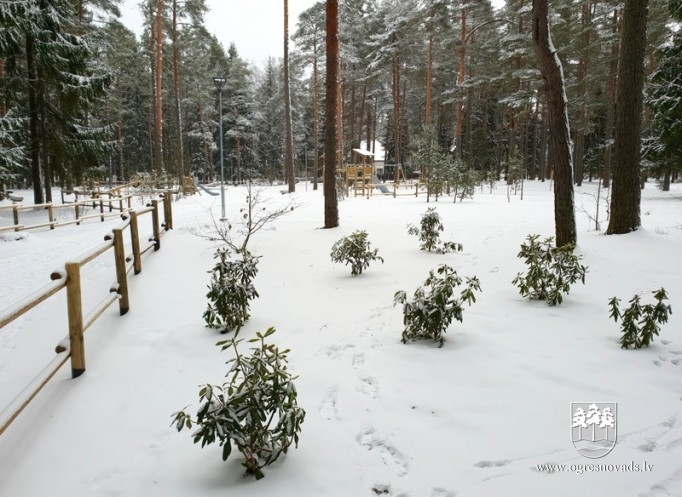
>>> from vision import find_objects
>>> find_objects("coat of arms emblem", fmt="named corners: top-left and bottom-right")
top-left (571, 402), bottom-right (617, 458)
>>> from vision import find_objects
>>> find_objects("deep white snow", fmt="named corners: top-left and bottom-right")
top-left (1, 180), bottom-right (681, 497)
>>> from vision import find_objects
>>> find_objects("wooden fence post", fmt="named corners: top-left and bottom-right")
top-left (151, 199), bottom-right (161, 251)
top-left (112, 228), bottom-right (130, 315)
top-left (130, 212), bottom-right (142, 274)
top-left (12, 206), bottom-right (19, 226)
top-left (163, 192), bottom-right (173, 230)
top-left (99, 199), bottom-right (104, 222)
top-left (75, 203), bottom-right (80, 225)
top-left (48, 203), bottom-right (55, 229)
top-left (65, 262), bottom-right (85, 378)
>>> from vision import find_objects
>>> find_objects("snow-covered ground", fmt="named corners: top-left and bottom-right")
top-left (1, 180), bottom-right (681, 497)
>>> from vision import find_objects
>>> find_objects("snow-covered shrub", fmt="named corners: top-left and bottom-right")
top-left (330, 230), bottom-right (384, 275)
top-left (203, 247), bottom-right (259, 333)
top-left (512, 234), bottom-right (587, 306)
top-left (394, 264), bottom-right (481, 347)
top-left (609, 288), bottom-right (672, 349)
top-left (173, 327), bottom-right (305, 480)
top-left (407, 207), bottom-right (463, 253)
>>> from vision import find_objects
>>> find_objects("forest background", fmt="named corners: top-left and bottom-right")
top-left (0, 0), bottom-right (681, 207)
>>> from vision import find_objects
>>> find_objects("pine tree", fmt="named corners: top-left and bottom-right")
top-left (646, 0), bottom-right (682, 191)
top-left (607, 0), bottom-right (649, 234)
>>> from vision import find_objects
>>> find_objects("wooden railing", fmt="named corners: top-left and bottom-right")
top-left (0, 193), bottom-right (173, 436)
top-left (0, 195), bottom-right (133, 233)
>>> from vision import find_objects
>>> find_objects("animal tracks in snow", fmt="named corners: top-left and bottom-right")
top-left (358, 429), bottom-right (409, 477)
top-left (652, 346), bottom-right (682, 368)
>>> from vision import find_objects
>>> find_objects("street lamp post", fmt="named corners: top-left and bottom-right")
top-left (213, 76), bottom-right (226, 220)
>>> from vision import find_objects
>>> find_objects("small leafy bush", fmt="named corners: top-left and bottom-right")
top-left (203, 247), bottom-right (259, 333)
top-left (511, 234), bottom-right (587, 306)
top-left (173, 327), bottom-right (305, 479)
top-left (407, 207), bottom-right (462, 253)
top-left (394, 264), bottom-right (481, 347)
top-left (330, 230), bottom-right (384, 275)
top-left (609, 288), bottom-right (672, 349)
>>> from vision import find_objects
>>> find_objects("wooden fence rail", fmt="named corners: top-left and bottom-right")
top-left (0, 193), bottom-right (173, 437)
top-left (0, 195), bottom-right (134, 233)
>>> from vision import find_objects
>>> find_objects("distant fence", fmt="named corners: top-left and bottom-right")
top-left (0, 193), bottom-right (173, 436)
top-left (0, 195), bottom-right (134, 233)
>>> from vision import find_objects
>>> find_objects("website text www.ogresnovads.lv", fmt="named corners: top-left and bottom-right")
top-left (536, 461), bottom-right (654, 475)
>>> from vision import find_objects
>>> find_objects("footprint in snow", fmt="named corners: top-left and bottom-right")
top-left (320, 343), bottom-right (355, 360)
top-left (319, 386), bottom-right (339, 420)
top-left (431, 488), bottom-right (456, 497)
top-left (357, 429), bottom-right (408, 477)
top-left (358, 375), bottom-right (378, 399)
top-left (475, 459), bottom-right (511, 468)
top-left (352, 352), bottom-right (365, 369)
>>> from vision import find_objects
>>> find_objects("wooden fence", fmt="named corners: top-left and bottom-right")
top-left (0, 193), bottom-right (173, 436)
top-left (0, 195), bottom-right (134, 233)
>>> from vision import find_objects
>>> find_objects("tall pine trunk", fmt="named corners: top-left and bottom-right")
top-left (454, 7), bottom-right (466, 159)
top-left (603, 8), bottom-right (619, 188)
top-left (312, 55), bottom-right (319, 190)
top-left (607, 0), bottom-right (648, 234)
top-left (532, 0), bottom-right (577, 247)
top-left (324, 0), bottom-right (339, 228)
top-left (172, 0), bottom-right (184, 180)
top-left (284, 0), bottom-right (295, 192)
top-left (153, 0), bottom-right (164, 174)
top-left (26, 33), bottom-right (43, 204)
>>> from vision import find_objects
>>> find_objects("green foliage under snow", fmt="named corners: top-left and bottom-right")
top-left (394, 264), bottom-right (481, 347)
top-left (203, 247), bottom-right (259, 333)
top-left (173, 327), bottom-right (305, 479)
top-left (609, 288), bottom-right (673, 349)
top-left (512, 234), bottom-right (587, 306)
top-left (330, 230), bottom-right (384, 276)
top-left (407, 207), bottom-right (463, 253)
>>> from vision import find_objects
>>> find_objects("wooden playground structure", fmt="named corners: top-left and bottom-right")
top-left (336, 148), bottom-right (420, 198)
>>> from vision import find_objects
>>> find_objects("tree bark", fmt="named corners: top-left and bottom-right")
top-left (153, 0), bottom-right (164, 174)
top-left (603, 8), bottom-right (619, 188)
top-left (425, 36), bottom-right (433, 126)
top-left (607, 0), bottom-right (648, 234)
top-left (284, 0), bottom-right (295, 192)
top-left (312, 54), bottom-right (319, 190)
top-left (26, 33), bottom-right (43, 204)
top-left (454, 7), bottom-right (466, 159)
top-left (324, 0), bottom-right (339, 228)
top-left (172, 0), bottom-right (184, 179)
top-left (532, 0), bottom-right (577, 247)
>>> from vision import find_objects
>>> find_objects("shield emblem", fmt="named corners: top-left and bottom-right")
top-left (570, 402), bottom-right (617, 459)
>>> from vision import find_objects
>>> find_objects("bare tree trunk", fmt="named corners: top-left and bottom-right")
top-left (539, 102), bottom-right (548, 182)
top-left (312, 55), bottom-right (320, 190)
top-left (172, 0), bottom-right (184, 180)
top-left (603, 8), bottom-right (619, 188)
top-left (26, 33), bottom-right (43, 204)
top-left (337, 79), bottom-right (343, 166)
top-left (425, 36), bottom-right (433, 126)
top-left (324, 0), bottom-right (339, 228)
top-left (284, 0), bottom-right (295, 192)
top-left (392, 55), bottom-right (402, 180)
top-left (607, 0), bottom-right (648, 234)
top-left (532, 0), bottom-right (577, 247)
top-left (454, 7), bottom-right (466, 159)
top-left (153, 0), bottom-right (164, 174)
top-left (572, 2), bottom-right (590, 187)
top-left (358, 77), bottom-right (367, 149)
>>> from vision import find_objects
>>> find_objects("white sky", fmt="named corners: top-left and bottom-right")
top-left (120, 0), bottom-right (506, 68)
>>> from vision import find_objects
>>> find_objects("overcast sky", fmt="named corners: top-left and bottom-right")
top-left (120, 0), bottom-right (505, 68)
